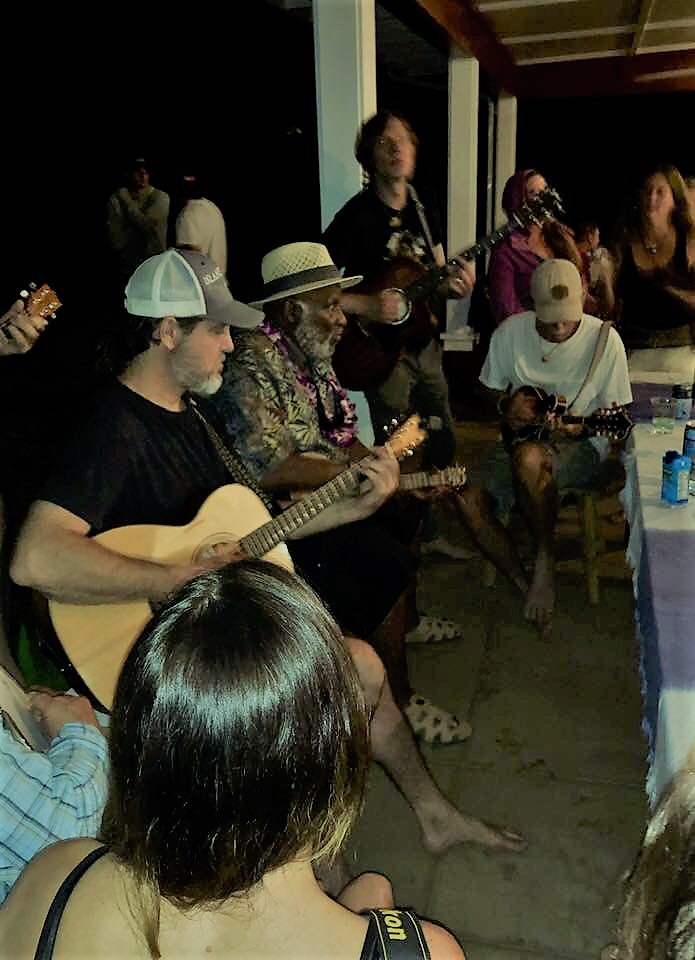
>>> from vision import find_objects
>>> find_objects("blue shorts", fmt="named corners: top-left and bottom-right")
top-left (468, 437), bottom-right (605, 517)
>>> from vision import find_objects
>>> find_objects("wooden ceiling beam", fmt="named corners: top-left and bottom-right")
top-left (518, 48), bottom-right (695, 96)
top-left (413, 0), bottom-right (521, 93)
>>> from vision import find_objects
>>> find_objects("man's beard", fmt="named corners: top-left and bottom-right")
top-left (294, 315), bottom-right (336, 363)
top-left (171, 351), bottom-right (223, 396)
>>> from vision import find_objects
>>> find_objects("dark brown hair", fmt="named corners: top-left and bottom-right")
top-left (101, 561), bottom-right (368, 956)
top-left (354, 109), bottom-right (418, 176)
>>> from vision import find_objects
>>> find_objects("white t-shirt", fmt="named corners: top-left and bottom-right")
top-left (175, 198), bottom-right (227, 274)
top-left (480, 312), bottom-right (633, 416)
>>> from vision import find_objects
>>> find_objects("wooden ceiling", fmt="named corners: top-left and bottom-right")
top-left (269, 0), bottom-right (695, 96)
top-left (414, 0), bottom-right (695, 95)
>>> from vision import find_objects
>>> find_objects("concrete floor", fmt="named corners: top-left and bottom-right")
top-left (345, 421), bottom-right (648, 960)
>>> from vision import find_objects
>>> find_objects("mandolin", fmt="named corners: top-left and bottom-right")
top-left (332, 188), bottom-right (563, 391)
top-left (500, 385), bottom-right (633, 447)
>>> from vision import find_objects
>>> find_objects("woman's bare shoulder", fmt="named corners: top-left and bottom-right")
top-left (0, 840), bottom-right (105, 955)
top-left (421, 918), bottom-right (467, 959)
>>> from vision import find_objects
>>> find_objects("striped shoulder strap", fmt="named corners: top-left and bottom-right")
top-left (366, 909), bottom-right (432, 960)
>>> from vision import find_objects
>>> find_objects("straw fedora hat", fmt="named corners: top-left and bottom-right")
top-left (250, 242), bottom-right (362, 308)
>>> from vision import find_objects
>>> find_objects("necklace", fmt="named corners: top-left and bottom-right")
top-left (260, 320), bottom-right (358, 447)
top-left (539, 338), bottom-right (563, 363)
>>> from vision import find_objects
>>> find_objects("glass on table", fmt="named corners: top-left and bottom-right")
top-left (650, 396), bottom-right (676, 434)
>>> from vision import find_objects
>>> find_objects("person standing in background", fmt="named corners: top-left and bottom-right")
top-left (613, 164), bottom-right (695, 382)
top-left (106, 157), bottom-right (169, 282)
top-left (175, 167), bottom-right (228, 275)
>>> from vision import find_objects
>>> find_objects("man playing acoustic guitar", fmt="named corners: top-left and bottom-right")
top-left (479, 259), bottom-right (633, 633)
top-left (323, 109), bottom-right (474, 473)
top-left (11, 248), bottom-right (525, 861)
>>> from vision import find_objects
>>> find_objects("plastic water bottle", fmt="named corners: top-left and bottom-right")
top-left (672, 384), bottom-right (693, 420)
top-left (683, 422), bottom-right (695, 495)
top-left (662, 451), bottom-right (691, 506)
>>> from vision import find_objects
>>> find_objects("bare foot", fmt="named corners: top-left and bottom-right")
top-left (421, 807), bottom-right (527, 855)
top-left (421, 535), bottom-right (478, 561)
top-left (524, 554), bottom-right (555, 628)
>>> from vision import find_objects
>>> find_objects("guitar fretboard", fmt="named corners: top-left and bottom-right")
top-left (400, 470), bottom-right (465, 491)
top-left (238, 461), bottom-right (364, 558)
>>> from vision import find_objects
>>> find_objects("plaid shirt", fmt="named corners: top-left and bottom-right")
top-left (0, 720), bottom-right (109, 903)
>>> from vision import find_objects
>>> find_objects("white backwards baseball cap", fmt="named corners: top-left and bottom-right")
top-left (125, 249), bottom-right (263, 329)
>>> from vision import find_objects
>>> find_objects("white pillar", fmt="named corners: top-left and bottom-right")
top-left (313, 0), bottom-right (377, 229)
top-left (494, 91), bottom-right (517, 227)
top-left (446, 47), bottom-right (478, 339)
top-left (313, 0), bottom-right (377, 444)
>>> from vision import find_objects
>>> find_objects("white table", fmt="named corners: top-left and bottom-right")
top-left (622, 422), bottom-right (695, 804)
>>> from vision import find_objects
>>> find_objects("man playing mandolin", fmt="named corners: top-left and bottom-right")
top-left (479, 259), bottom-right (632, 632)
top-left (323, 109), bottom-right (474, 473)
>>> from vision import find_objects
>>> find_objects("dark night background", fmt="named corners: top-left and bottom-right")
top-left (2, 2), bottom-right (693, 500)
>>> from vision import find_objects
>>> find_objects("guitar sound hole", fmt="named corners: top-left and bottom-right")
top-left (193, 535), bottom-right (237, 564)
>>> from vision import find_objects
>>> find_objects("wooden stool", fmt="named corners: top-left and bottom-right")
top-left (562, 488), bottom-right (604, 605)
top-left (482, 486), bottom-right (618, 604)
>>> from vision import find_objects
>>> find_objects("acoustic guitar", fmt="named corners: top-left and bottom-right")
top-left (332, 188), bottom-right (563, 391)
top-left (49, 416), bottom-right (426, 711)
top-left (500, 385), bottom-right (634, 448)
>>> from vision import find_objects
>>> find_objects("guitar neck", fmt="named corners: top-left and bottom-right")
top-left (238, 461), bottom-right (363, 557)
top-left (400, 470), bottom-right (446, 491)
top-left (404, 219), bottom-right (519, 303)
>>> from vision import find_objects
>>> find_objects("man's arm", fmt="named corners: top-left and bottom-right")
top-left (283, 445), bottom-right (400, 540)
top-left (10, 501), bottom-right (217, 605)
top-left (261, 441), bottom-right (372, 493)
top-left (114, 189), bottom-right (169, 248)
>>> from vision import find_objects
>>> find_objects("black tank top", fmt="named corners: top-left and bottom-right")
top-left (32, 850), bottom-right (432, 960)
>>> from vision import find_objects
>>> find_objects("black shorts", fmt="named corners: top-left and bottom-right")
top-left (287, 499), bottom-right (421, 637)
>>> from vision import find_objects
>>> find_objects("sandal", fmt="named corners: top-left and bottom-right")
top-left (406, 616), bottom-right (464, 645)
top-left (404, 694), bottom-right (473, 745)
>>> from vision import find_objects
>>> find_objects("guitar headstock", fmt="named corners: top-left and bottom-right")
top-left (514, 186), bottom-right (564, 230)
top-left (21, 282), bottom-right (62, 320)
top-left (587, 406), bottom-right (634, 441)
top-left (385, 414), bottom-right (428, 461)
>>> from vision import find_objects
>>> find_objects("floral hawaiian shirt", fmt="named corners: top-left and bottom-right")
top-left (216, 326), bottom-right (358, 483)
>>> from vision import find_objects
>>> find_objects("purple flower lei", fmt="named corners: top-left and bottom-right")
top-left (261, 319), bottom-right (358, 447)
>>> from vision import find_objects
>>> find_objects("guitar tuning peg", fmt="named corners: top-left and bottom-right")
top-left (390, 418), bottom-right (398, 427)
top-left (19, 289), bottom-right (29, 300)
top-left (405, 449), bottom-right (414, 457)
top-left (28, 282), bottom-right (37, 291)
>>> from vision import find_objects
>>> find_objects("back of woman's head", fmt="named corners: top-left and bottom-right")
top-left (618, 770), bottom-right (695, 959)
top-left (101, 561), bottom-right (368, 907)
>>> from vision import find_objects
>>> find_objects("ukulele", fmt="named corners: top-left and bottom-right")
top-left (49, 415), bottom-right (427, 710)
top-left (0, 283), bottom-right (62, 337)
top-left (500, 385), bottom-right (633, 447)
top-left (332, 187), bottom-right (563, 391)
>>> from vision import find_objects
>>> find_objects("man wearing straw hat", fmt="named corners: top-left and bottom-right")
top-left (217, 243), bottom-right (473, 737)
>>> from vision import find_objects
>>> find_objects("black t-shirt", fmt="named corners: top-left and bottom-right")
top-left (322, 186), bottom-right (442, 283)
top-left (39, 381), bottom-right (230, 534)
